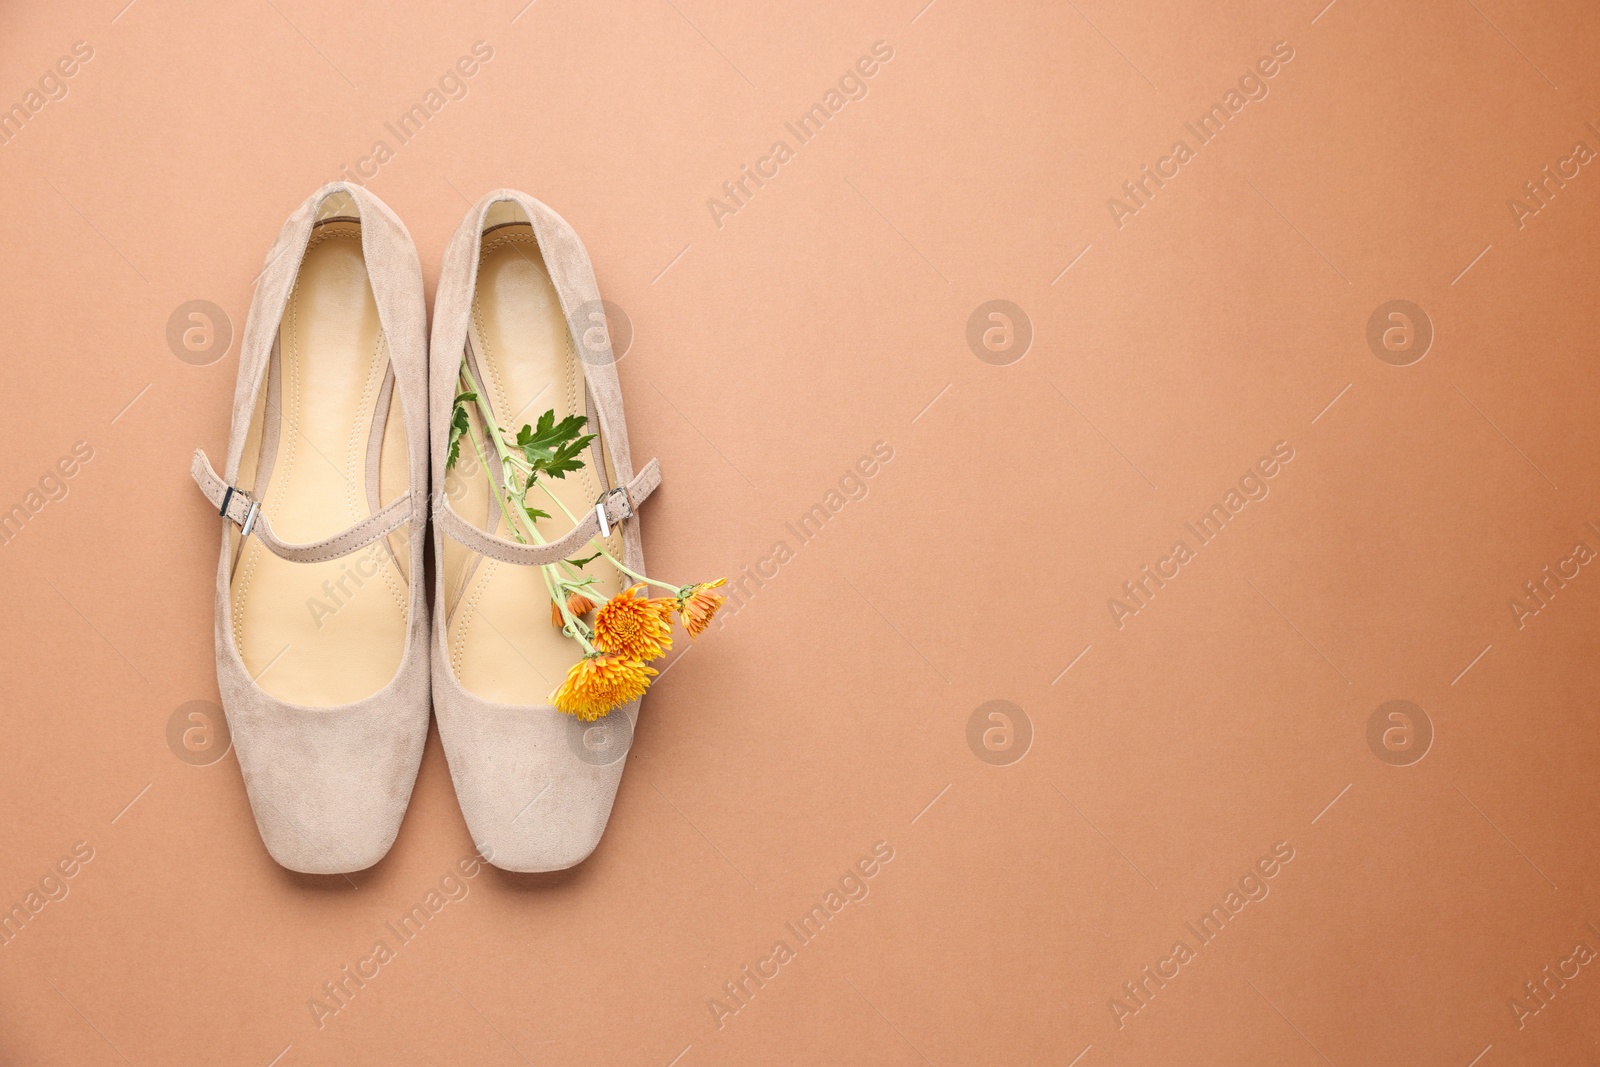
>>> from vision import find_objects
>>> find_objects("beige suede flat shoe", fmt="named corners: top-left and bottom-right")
top-left (430, 191), bottom-right (661, 872)
top-left (190, 183), bottom-right (430, 874)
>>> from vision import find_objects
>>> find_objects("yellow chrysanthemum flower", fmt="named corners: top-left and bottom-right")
top-left (593, 584), bottom-right (675, 660)
top-left (550, 652), bottom-right (656, 721)
top-left (678, 578), bottom-right (728, 639)
top-left (551, 592), bottom-right (596, 629)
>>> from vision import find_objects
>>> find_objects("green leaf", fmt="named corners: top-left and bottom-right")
top-left (524, 505), bottom-right (550, 522)
top-left (510, 409), bottom-right (597, 485)
top-left (565, 551), bottom-right (602, 568)
top-left (446, 391), bottom-right (478, 470)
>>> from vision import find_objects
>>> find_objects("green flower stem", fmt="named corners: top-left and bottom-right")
top-left (543, 561), bottom-right (595, 652)
top-left (460, 365), bottom-right (661, 603)
top-left (459, 366), bottom-right (541, 545)
top-left (463, 407), bottom-right (527, 546)
top-left (458, 364), bottom-right (596, 652)
top-left (530, 477), bottom-right (678, 593)
top-left (556, 573), bottom-right (607, 602)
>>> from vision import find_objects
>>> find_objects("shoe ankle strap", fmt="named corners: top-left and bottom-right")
top-left (191, 449), bottom-right (421, 564)
top-left (434, 458), bottom-right (660, 568)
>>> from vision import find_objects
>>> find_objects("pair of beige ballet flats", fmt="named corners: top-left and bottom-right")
top-left (191, 183), bottom-right (658, 874)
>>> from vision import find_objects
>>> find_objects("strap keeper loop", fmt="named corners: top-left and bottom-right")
top-left (240, 499), bottom-right (261, 540)
top-left (218, 484), bottom-right (262, 540)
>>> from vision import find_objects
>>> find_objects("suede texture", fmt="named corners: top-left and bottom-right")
top-left (435, 458), bottom-right (659, 568)
top-left (206, 183), bottom-right (431, 875)
top-left (431, 190), bottom-right (650, 873)
top-left (191, 447), bottom-right (421, 564)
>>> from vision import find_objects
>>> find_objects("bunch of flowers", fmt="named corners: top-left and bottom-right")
top-left (448, 364), bottom-right (725, 720)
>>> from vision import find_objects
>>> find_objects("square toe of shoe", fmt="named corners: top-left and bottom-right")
top-left (433, 684), bottom-right (632, 873)
top-left (226, 687), bottom-right (430, 875)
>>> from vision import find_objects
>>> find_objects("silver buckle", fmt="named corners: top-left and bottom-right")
top-left (594, 487), bottom-right (631, 538)
top-left (219, 485), bottom-right (261, 540)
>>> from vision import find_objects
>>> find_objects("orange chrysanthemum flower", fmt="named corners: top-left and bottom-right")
top-left (678, 578), bottom-right (727, 639)
top-left (550, 651), bottom-right (656, 721)
top-left (592, 584), bottom-right (675, 660)
top-left (551, 592), bottom-right (596, 629)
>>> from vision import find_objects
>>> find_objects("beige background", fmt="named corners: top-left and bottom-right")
top-left (2, 0), bottom-right (1600, 1063)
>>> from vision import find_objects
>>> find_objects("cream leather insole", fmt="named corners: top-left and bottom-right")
top-left (231, 223), bottom-right (408, 706)
top-left (443, 224), bottom-right (625, 703)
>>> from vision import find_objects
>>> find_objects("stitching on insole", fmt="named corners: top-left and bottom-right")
top-left (474, 231), bottom-right (532, 442)
top-left (352, 327), bottom-right (407, 617)
top-left (233, 274), bottom-right (305, 646)
top-left (459, 235), bottom-right (528, 647)
top-left (454, 559), bottom-right (500, 678)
